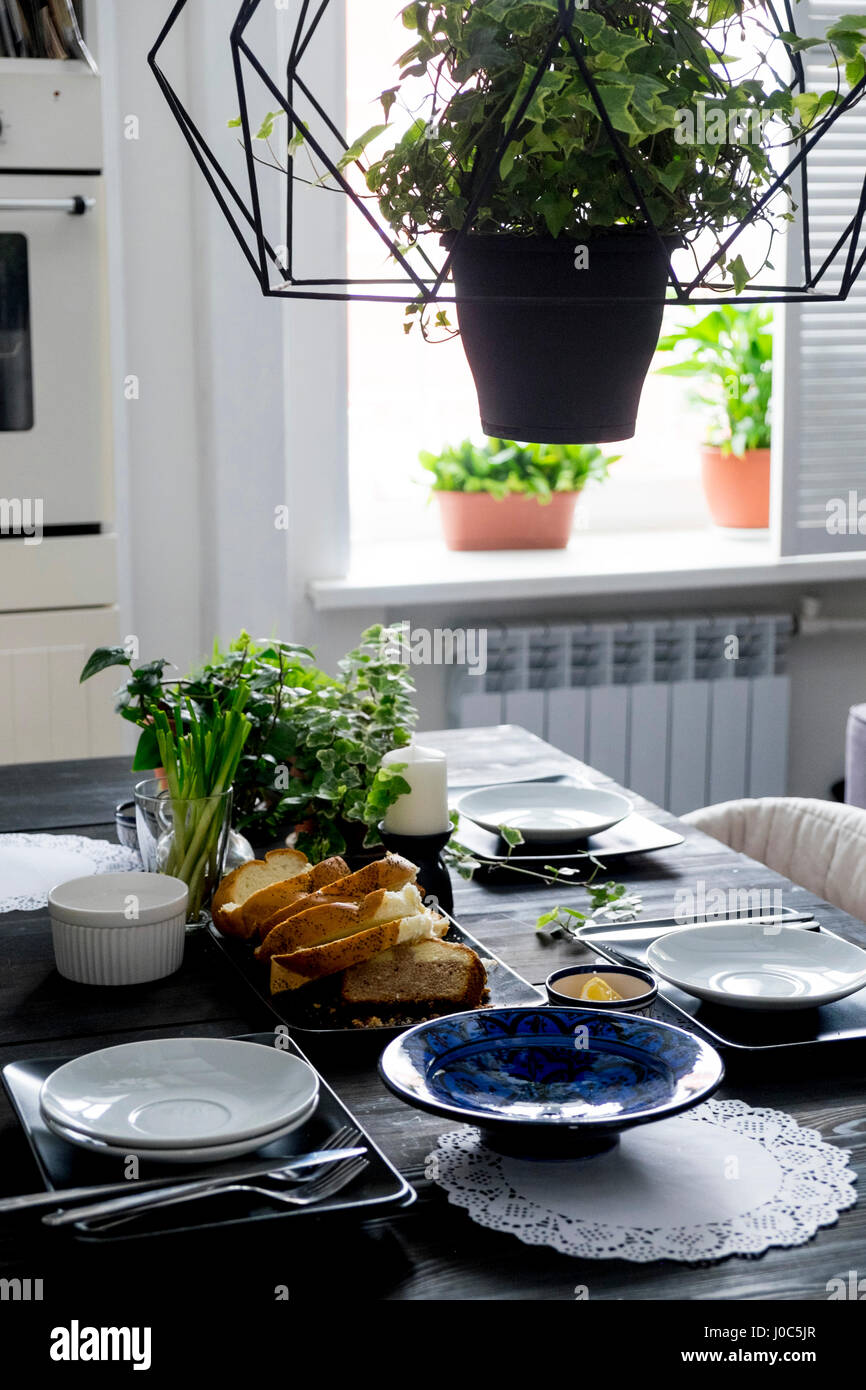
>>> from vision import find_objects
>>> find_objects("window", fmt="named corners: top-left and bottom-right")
top-left (342, 2), bottom-right (866, 562)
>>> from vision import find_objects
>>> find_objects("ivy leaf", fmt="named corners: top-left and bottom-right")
top-left (499, 824), bottom-right (525, 850)
top-left (337, 124), bottom-right (390, 170)
top-left (726, 254), bottom-right (751, 294)
top-left (79, 647), bottom-right (132, 683)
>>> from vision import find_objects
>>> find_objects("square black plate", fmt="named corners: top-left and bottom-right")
top-left (580, 912), bottom-right (866, 1056)
top-left (206, 913), bottom-right (545, 1040)
top-left (452, 811), bottom-right (685, 870)
top-left (1, 1032), bottom-right (415, 1242)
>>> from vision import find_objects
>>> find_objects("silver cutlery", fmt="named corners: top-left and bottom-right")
top-left (3, 1124), bottom-right (363, 1217)
top-left (579, 911), bottom-right (817, 936)
top-left (52, 1153), bottom-right (370, 1231)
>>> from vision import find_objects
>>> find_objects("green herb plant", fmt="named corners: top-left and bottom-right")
top-left (656, 304), bottom-right (772, 454)
top-left (420, 437), bottom-right (617, 499)
top-left (80, 625), bottom-right (418, 861)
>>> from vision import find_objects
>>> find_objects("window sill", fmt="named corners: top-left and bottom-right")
top-left (308, 529), bottom-right (866, 611)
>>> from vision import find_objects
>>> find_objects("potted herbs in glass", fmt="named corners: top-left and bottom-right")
top-left (656, 305), bottom-right (772, 529)
top-left (420, 437), bottom-right (616, 549)
top-left (80, 626), bottom-right (419, 867)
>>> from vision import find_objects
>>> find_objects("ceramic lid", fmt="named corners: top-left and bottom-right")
top-left (48, 872), bottom-right (188, 927)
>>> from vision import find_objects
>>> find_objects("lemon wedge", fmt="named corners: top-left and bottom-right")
top-left (579, 975), bottom-right (623, 1003)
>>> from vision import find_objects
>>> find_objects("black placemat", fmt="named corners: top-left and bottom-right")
top-left (1, 1032), bottom-right (415, 1242)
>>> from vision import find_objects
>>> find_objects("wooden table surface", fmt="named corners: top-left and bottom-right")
top-left (1, 725), bottom-right (863, 1307)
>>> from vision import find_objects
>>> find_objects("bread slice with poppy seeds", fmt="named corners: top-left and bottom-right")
top-left (234, 855), bottom-right (350, 939)
top-left (255, 882), bottom-right (428, 960)
top-left (269, 912), bottom-right (441, 994)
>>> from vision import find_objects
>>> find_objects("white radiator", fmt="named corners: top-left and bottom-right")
top-left (449, 615), bottom-right (792, 816)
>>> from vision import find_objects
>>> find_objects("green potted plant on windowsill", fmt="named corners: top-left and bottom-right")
top-left (656, 305), bottom-right (772, 529)
top-left (420, 437), bottom-right (616, 549)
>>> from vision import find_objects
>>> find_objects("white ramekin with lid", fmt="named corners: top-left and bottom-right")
top-left (48, 872), bottom-right (188, 986)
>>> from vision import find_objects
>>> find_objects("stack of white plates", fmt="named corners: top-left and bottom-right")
top-left (38, 1038), bottom-right (319, 1164)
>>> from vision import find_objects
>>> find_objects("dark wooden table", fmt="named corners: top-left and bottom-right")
top-left (1, 726), bottom-right (864, 1312)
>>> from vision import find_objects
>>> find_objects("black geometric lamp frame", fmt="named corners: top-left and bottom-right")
top-left (149, 0), bottom-right (866, 306)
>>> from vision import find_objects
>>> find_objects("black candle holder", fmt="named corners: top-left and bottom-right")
top-left (378, 823), bottom-right (454, 918)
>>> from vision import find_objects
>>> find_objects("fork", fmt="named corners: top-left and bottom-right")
top-left (81, 1155), bottom-right (370, 1232)
top-left (45, 1124), bottom-right (363, 1230)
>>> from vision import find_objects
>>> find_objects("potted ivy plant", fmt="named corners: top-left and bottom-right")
top-left (420, 437), bottom-right (615, 549)
top-left (80, 626), bottom-right (418, 862)
top-left (656, 305), bottom-right (772, 529)
top-left (358, 2), bottom-right (864, 443)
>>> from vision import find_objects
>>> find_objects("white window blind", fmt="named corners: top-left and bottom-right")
top-left (777, 0), bottom-right (866, 555)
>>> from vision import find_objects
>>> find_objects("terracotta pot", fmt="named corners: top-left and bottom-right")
top-left (701, 447), bottom-right (771, 529)
top-left (436, 491), bottom-right (579, 550)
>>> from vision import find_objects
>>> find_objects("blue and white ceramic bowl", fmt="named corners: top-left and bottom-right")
top-left (379, 1007), bottom-right (723, 1157)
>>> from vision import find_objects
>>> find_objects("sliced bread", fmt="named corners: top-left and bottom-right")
top-left (269, 912), bottom-right (438, 994)
top-left (236, 855), bottom-right (350, 939)
top-left (316, 854), bottom-right (418, 899)
top-left (211, 848), bottom-right (309, 938)
top-left (340, 937), bottom-right (487, 1010)
top-left (255, 882), bottom-right (427, 960)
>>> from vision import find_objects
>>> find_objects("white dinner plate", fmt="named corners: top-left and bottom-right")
top-left (647, 923), bottom-right (866, 1011)
top-left (42, 1095), bottom-right (318, 1164)
top-left (39, 1038), bottom-right (319, 1149)
top-left (456, 783), bottom-right (632, 843)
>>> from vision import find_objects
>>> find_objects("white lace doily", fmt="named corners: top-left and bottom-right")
top-left (426, 1099), bottom-right (856, 1263)
top-left (0, 833), bottom-right (142, 913)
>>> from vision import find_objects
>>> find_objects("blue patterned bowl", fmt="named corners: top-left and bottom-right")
top-left (379, 1007), bottom-right (724, 1157)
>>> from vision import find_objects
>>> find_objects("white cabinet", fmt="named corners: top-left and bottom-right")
top-left (0, 606), bottom-right (122, 763)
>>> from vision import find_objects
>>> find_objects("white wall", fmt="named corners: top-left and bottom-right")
top-left (95, 0), bottom-right (204, 671)
top-left (96, 0), bottom-right (346, 671)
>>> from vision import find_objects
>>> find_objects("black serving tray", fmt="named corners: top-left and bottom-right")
top-left (1, 1032), bottom-right (415, 1242)
top-left (579, 910), bottom-right (866, 1060)
top-left (207, 912), bottom-right (545, 1041)
top-left (452, 807), bottom-right (684, 873)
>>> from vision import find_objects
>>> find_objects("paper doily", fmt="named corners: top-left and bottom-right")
top-left (0, 833), bottom-right (142, 914)
top-left (427, 1099), bottom-right (856, 1263)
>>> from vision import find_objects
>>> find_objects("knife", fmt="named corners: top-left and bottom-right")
top-left (0, 1148), bottom-right (366, 1216)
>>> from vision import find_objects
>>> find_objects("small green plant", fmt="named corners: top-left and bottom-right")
top-left (656, 305), bottom-right (772, 455)
top-left (420, 437), bottom-right (617, 500)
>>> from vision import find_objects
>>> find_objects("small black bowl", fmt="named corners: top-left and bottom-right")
top-left (546, 963), bottom-right (658, 1016)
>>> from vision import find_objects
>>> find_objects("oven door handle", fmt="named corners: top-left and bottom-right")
top-left (0, 196), bottom-right (95, 215)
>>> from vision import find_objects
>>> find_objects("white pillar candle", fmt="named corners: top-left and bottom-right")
top-left (381, 744), bottom-right (450, 836)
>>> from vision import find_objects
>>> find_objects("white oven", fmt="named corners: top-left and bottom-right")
top-left (0, 50), bottom-right (119, 761)
top-left (0, 58), bottom-right (111, 528)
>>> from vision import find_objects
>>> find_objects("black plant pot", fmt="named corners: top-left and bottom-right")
top-left (446, 230), bottom-right (675, 444)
